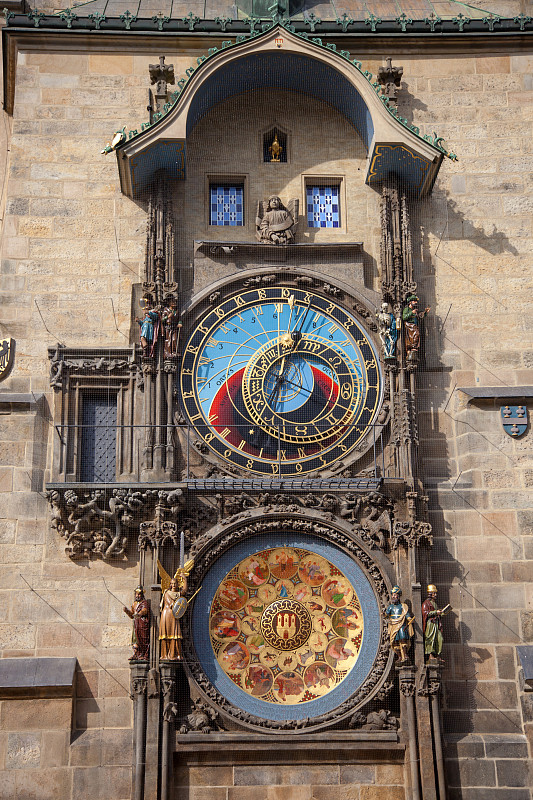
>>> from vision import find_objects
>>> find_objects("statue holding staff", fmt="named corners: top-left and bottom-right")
top-left (123, 586), bottom-right (150, 661)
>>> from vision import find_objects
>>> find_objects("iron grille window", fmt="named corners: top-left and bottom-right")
top-left (306, 184), bottom-right (340, 228)
top-left (210, 184), bottom-right (244, 226)
top-left (79, 391), bottom-right (117, 482)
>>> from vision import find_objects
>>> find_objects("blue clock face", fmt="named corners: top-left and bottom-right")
top-left (180, 286), bottom-right (383, 475)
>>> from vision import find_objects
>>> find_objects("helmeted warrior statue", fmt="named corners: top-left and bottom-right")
top-left (384, 585), bottom-right (414, 662)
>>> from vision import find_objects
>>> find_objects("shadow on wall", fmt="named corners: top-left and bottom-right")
top-left (404, 185), bottom-right (524, 752)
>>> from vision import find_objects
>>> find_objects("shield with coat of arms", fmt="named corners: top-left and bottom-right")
top-left (501, 405), bottom-right (527, 437)
top-left (0, 338), bottom-right (14, 381)
top-left (172, 596), bottom-right (188, 619)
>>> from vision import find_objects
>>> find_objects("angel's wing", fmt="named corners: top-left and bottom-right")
top-left (157, 559), bottom-right (172, 593)
top-left (287, 198), bottom-right (299, 222)
top-left (255, 199), bottom-right (266, 227)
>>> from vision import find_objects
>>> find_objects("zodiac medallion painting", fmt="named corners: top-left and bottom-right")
top-left (209, 546), bottom-right (364, 706)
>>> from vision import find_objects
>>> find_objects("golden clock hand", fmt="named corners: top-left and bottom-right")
top-left (280, 297), bottom-right (296, 348)
top-left (291, 300), bottom-right (311, 348)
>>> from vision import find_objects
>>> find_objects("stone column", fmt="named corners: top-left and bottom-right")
top-left (160, 662), bottom-right (177, 800)
top-left (130, 662), bottom-right (149, 800)
top-left (425, 664), bottom-right (446, 799)
top-left (399, 666), bottom-right (421, 800)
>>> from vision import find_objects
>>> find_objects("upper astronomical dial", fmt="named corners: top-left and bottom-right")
top-left (180, 286), bottom-right (383, 475)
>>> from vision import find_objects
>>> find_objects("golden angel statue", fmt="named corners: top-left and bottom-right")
top-left (157, 559), bottom-right (194, 660)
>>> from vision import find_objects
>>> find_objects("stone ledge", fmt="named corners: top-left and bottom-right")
top-left (0, 392), bottom-right (45, 413)
top-left (444, 732), bottom-right (529, 759)
top-left (175, 731), bottom-right (403, 758)
top-left (458, 386), bottom-right (533, 402)
top-left (0, 657), bottom-right (77, 698)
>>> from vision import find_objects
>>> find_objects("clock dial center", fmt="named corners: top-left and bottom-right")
top-left (263, 350), bottom-right (314, 413)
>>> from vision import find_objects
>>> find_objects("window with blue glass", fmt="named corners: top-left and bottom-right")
top-left (210, 184), bottom-right (244, 226)
top-left (306, 185), bottom-right (340, 228)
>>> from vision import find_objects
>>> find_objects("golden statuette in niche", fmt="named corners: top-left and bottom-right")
top-left (269, 132), bottom-right (282, 162)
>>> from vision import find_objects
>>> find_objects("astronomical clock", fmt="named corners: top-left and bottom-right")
top-left (180, 279), bottom-right (384, 476)
top-left (177, 270), bottom-right (396, 732)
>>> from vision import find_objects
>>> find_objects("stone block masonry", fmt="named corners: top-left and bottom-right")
top-left (0, 33), bottom-right (531, 800)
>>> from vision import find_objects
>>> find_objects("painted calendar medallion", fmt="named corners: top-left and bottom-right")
top-left (210, 610), bottom-right (241, 641)
top-left (238, 555), bottom-right (270, 587)
top-left (218, 579), bottom-right (248, 611)
top-left (208, 545), bottom-right (364, 706)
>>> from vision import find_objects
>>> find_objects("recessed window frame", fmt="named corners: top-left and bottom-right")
top-left (79, 388), bottom-right (118, 484)
top-left (48, 347), bottom-right (138, 484)
top-left (207, 176), bottom-right (247, 228)
top-left (302, 175), bottom-right (346, 233)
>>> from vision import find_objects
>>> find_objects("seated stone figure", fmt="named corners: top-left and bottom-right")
top-left (256, 195), bottom-right (299, 244)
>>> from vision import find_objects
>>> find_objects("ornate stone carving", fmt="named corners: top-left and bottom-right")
top-left (131, 677), bottom-right (147, 696)
top-left (400, 678), bottom-right (416, 697)
top-left (380, 186), bottom-right (414, 308)
top-left (207, 490), bottom-right (404, 552)
top-left (49, 346), bottom-right (135, 389)
top-left (349, 708), bottom-right (399, 730)
top-left (149, 55), bottom-right (175, 116)
top-left (392, 520), bottom-right (433, 549)
top-left (163, 702), bottom-right (179, 723)
top-left (375, 680), bottom-right (394, 701)
top-left (418, 676), bottom-right (441, 696)
top-left (392, 389), bottom-right (418, 447)
top-left (377, 57), bottom-right (403, 104)
top-left (179, 698), bottom-right (220, 734)
top-left (242, 274), bottom-right (277, 288)
top-left (47, 487), bottom-right (214, 560)
top-left (360, 493), bottom-right (393, 549)
top-left (256, 196), bottom-right (299, 244)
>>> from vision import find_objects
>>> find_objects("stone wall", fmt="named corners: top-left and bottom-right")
top-left (172, 755), bottom-right (406, 800)
top-left (400, 52), bottom-right (533, 796)
top-left (0, 38), bottom-right (531, 800)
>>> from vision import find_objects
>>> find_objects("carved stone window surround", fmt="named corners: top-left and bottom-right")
top-left (48, 346), bottom-right (140, 483)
